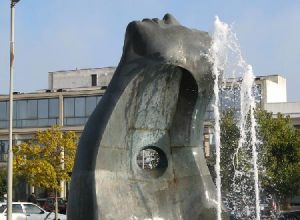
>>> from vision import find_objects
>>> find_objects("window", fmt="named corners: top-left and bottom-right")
top-left (75, 97), bottom-right (85, 117)
top-left (64, 95), bottom-right (101, 126)
top-left (0, 140), bottom-right (8, 162)
top-left (17, 100), bottom-right (27, 120)
top-left (86, 96), bottom-right (97, 115)
top-left (64, 98), bottom-right (74, 118)
top-left (0, 141), bottom-right (7, 153)
top-left (38, 99), bottom-right (48, 119)
top-left (0, 98), bottom-right (59, 129)
top-left (24, 204), bottom-right (43, 214)
top-left (12, 204), bottom-right (23, 213)
top-left (49, 99), bottom-right (59, 118)
top-left (0, 101), bottom-right (8, 129)
top-left (0, 102), bottom-right (7, 120)
top-left (0, 205), bottom-right (6, 213)
top-left (91, 74), bottom-right (97, 86)
top-left (27, 100), bottom-right (38, 119)
top-left (254, 84), bottom-right (262, 105)
top-left (221, 88), bottom-right (237, 111)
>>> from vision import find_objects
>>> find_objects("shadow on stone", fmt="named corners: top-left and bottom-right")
top-left (68, 13), bottom-right (229, 220)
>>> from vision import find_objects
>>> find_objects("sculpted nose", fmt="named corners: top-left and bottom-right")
top-left (152, 18), bottom-right (159, 23)
top-left (163, 13), bottom-right (180, 25)
top-left (142, 18), bottom-right (152, 22)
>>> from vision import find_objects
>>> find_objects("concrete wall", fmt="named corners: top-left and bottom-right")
top-left (48, 67), bottom-right (115, 90)
top-left (263, 75), bottom-right (287, 103)
top-left (264, 102), bottom-right (300, 127)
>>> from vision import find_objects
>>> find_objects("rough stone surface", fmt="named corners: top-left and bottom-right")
top-left (68, 13), bottom-right (226, 220)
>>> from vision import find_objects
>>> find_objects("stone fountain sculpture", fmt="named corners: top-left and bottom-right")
top-left (68, 14), bottom-right (222, 220)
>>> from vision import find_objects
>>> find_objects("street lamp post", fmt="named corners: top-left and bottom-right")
top-left (7, 1), bottom-right (20, 220)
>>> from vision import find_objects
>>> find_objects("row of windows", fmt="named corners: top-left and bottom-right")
top-left (0, 98), bottom-right (59, 129)
top-left (0, 84), bottom-right (262, 128)
top-left (205, 85), bottom-right (262, 121)
top-left (0, 140), bottom-right (8, 162)
top-left (0, 99), bottom-right (59, 120)
top-left (220, 85), bottom-right (261, 112)
top-left (0, 95), bottom-right (101, 128)
top-left (64, 96), bottom-right (101, 126)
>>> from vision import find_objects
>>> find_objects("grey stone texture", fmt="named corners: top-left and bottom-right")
top-left (68, 13), bottom-right (227, 220)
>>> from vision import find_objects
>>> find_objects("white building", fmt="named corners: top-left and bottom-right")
top-left (48, 67), bottom-right (115, 90)
top-left (0, 67), bottom-right (115, 201)
top-left (256, 75), bottom-right (287, 103)
top-left (264, 102), bottom-right (300, 128)
top-left (257, 75), bottom-right (300, 128)
top-left (203, 74), bottom-right (300, 157)
top-left (1, 68), bottom-right (298, 200)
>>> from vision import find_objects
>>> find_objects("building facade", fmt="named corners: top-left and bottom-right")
top-left (202, 74), bottom-right (299, 157)
top-left (0, 67), bottom-right (115, 200)
top-left (48, 67), bottom-right (115, 90)
top-left (263, 102), bottom-right (300, 128)
top-left (0, 67), bottom-right (298, 200)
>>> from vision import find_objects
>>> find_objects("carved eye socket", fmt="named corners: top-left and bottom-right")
top-left (136, 146), bottom-right (168, 178)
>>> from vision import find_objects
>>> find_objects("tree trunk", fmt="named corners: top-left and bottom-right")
top-left (280, 196), bottom-right (291, 210)
top-left (55, 190), bottom-right (58, 220)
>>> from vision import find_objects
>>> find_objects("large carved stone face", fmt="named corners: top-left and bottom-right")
top-left (123, 14), bottom-right (211, 69)
top-left (68, 13), bottom-right (219, 220)
top-left (121, 13), bottom-right (213, 94)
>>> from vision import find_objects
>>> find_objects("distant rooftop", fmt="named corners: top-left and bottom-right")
top-left (48, 67), bottom-right (116, 90)
top-left (48, 66), bottom-right (115, 74)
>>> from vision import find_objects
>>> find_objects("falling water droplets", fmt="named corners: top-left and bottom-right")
top-left (209, 16), bottom-right (261, 220)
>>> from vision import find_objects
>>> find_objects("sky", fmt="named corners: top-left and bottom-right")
top-left (0, 0), bottom-right (299, 101)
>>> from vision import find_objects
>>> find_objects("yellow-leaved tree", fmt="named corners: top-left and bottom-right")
top-left (13, 126), bottom-right (77, 219)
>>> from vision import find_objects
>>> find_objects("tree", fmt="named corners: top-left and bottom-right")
top-left (206, 110), bottom-right (241, 212)
top-left (220, 110), bottom-right (240, 194)
top-left (214, 109), bottom-right (300, 212)
top-left (256, 109), bottom-right (300, 207)
top-left (13, 126), bottom-right (77, 219)
top-left (0, 168), bottom-right (7, 198)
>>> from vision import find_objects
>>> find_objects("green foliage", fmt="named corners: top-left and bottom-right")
top-left (13, 126), bottom-right (78, 192)
top-left (220, 110), bottom-right (240, 193)
top-left (218, 109), bottom-right (300, 204)
top-left (256, 109), bottom-right (300, 203)
top-left (0, 168), bottom-right (7, 197)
